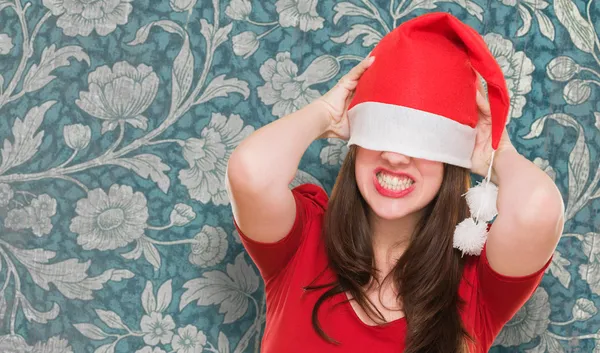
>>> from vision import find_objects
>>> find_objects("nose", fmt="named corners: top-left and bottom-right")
top-left (380, 151), bottom-right (411, 165)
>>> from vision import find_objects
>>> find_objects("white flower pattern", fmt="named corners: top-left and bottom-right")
top-left (258, 52), bottom-right (317, 117)
top-left (0, 335), bottom-right (31, 353)
top-left (0, 33), bottom-right (14, 55)
top-left (63, 124), bottom-right (92, 150)
top-left (69, 184), bottom-right (148, 250)
top-left (178, 113), bottom-right (254, 205)
top-left (171, 325), bottom-right (207, 353)
top-left (76, 61), bottom-right (159, 133)
top-left (189, 225), bottom-right (229, 267)
top-left (140, 312), bottom-right (176, 346)
top-left (232, 31), bottom-right (260, 58)
top-left (136, 347), bottom-right (166, 353)
top-left (0, 183), bottom-right (13, 207)
top-left (484, 33), bottom-right (534, 122)
top-left (257, 52), bottom-right (340, 118)
top-left (31, 194), bottom-right (57, 218)
top-left (169, 204), bottom-right (196, 226)
top-left (225, 0), bottom-right (252, 20)
top-left (275, 0), bottom-right (324, 32)
top-left (170, 0), bottom-right (197, 12)
top-left (0, 0), bottom-right (596, 350)
top-left (4, 194), bottom-right (56, 237)
top-left (4, 208), bottom-right (33, 231)
top-left (42, 0), bottom-right (133, 36)
top-left (29, 212), bottom-right (53, 237)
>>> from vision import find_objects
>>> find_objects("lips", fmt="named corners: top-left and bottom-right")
top-left (373, 167), bottom-right (416, 198)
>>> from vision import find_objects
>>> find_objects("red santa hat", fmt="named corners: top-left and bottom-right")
top-left (347, 12), bottom-right (510, 256)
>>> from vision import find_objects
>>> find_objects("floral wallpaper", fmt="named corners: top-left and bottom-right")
top-left (0, 0), bottom-right (598, 352)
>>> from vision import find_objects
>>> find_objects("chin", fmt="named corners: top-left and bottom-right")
top-left (366, 196), bottom-right (421, 221)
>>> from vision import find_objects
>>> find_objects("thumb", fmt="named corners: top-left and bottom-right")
top-left (476, 89), bottom-right (491, 118)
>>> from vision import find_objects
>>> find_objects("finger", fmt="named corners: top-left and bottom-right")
top-left (346, 55), bottom-right (375, 81)
top-left (474, 72), bottom-right (491, 115)
top-left (475, 72), bottom-right (487, 96)
top-left (347, 89), bottom-right (356, 103)
top-left (340, 76), bottom-right (359, 90)
top-left (336, 76), bottom-right (354, 90)
top-left (476, 89), bottom-right (491, 117)
top-left (337, 74), bottom-right (359, 91)
top-left (344, 90), bottom-right (356, 108)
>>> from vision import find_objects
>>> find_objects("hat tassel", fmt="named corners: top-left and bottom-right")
top-left (453, 151), bottom-right (498, 256)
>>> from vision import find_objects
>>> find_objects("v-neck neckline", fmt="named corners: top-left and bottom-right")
top-left (341, 291), bottom-right (407, 329)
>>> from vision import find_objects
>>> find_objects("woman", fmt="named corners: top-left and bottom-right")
top-left (226, 12), bottom-right (564, 353)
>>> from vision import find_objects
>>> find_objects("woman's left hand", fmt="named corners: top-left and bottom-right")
top-left (470, 75), bottom-right (515, 179)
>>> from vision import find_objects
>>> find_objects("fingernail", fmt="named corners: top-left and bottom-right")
top-left (369, 56), bottom-right (376, 63)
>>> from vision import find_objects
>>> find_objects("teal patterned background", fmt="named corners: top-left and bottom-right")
top-left (0, 0), bottom-right (599, 352)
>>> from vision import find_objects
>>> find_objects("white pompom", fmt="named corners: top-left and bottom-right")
top-left (465, 181), bottom-right (498, 222)
top-left (453, 218), bottom-right (488, 256)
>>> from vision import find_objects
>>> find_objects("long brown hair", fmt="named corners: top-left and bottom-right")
top-left (304, 145), bottom-right (475, 352)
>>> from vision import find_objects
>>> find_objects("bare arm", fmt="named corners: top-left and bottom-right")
top-left (226, 102), bottom-right (330, 243)
top-left (471, 77), bottom-right (565, 276)
top-left (486, 143), bottom-right (565, 276)
top-left (226, 56), bottom-right (375, 243)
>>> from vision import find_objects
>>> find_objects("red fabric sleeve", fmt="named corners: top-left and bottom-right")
top-left (477, 242), bottom-right (553, 329)
top-left (233, 183), bottom-right (328, 281)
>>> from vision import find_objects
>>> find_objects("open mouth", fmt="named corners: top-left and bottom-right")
top-left (372, 168), bottom-right (417, 199)
top-left (375, 170), bottom-right (415, 192)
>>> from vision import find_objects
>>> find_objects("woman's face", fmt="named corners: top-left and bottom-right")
top-left (354, 147), bottom-right (444, 220)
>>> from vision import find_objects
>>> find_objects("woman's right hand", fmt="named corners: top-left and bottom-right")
top-left (315, 55), bottom-right (375, 140)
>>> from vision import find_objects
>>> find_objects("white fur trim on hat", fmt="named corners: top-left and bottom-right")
top-left (347, 101), bottom-right (476, 168)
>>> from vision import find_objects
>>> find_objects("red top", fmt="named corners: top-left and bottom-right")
top-left (234, 184), bottom-right (551, 352)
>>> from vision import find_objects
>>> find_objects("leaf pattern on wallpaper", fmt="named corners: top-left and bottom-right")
top-left (333, 2), bottom-right (377, 24)
top-left (498, 0), bottom-right (555, 40)
top-left (331, 23), bottom-right (384, 46)
top-left (171, 31), bottom-right (195, 109)
top-left (6, 241), bottom-right (135, 300)
top-left (0, 335), bottom-right (74, 353)
top-left (554, 0), bottom-right (596, 54)
top-left (110, 154), bottom-right (171, 193)
top-left (397, 0), bottom-right (484, 21)
top-left (0, 0), bottom-right (599, 352)
top-left (580, 232), bottom-right (600, 295)
top-left (546, 0), bottom-right (600, 115)
top-left (195, 75), bottom-right (251, 105)
top-left (128, 20), bottom-right (194, 109)
top-left (180, 253), bottom-right (260, 323)
top-left (524, 113), bottom-right (592, 219)
top-left (546, 249), bottom-right (571, 288)
top-left (0, 101), bottom-right (54, 174)
top-left (22, 45), bottom-right (91, 94)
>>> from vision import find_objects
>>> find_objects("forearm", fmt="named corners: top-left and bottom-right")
top-left (228, 101), bottom-right (330, 191)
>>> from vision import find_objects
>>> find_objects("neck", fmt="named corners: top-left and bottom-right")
top-left (368, 209), bottom-right (423, 280)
